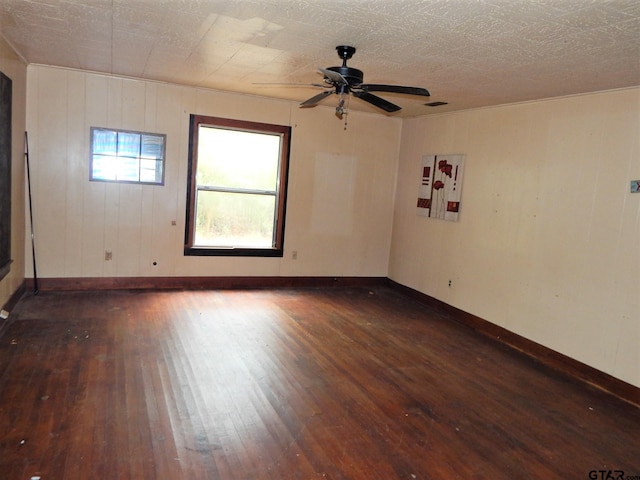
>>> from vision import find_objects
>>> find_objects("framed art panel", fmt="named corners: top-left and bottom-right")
top-left (417, 154), bottom-right (465, 222)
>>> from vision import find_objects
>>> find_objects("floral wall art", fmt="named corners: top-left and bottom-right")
top-left (416, 154), bottom-right (465, 221)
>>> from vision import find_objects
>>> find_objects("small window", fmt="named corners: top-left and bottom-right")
top-left (184, 115), bottom-right (290, 257)
top-left (90, 127), bottom-right (165, 185)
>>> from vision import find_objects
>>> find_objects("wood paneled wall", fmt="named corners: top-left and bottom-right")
top-left (390, 88), bottom-right (640, 388)
top-left (26, 66), bottom-right (401, 280)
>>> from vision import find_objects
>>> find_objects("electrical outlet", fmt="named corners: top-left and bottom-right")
top-left (292, 250), bottom-right (298, 260)
top-left (448, 280), bottom-right (452, 288)
top-left (105, 250), bottom-right (113, 261)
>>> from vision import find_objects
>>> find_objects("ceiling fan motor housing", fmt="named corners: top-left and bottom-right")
top-left (327, 66), bottom-right (364, 86)
top-left (328, 46), bottom-right (363, 87)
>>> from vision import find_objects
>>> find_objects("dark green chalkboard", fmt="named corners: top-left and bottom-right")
top-left (0, 71), bottom-right (12, 280)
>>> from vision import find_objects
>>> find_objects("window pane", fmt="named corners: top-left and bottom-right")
top-left (118, 157), bottom-right (140, 181)
top-left (197, 126), bottom-right (280, 190)
top-left (140, 158), bottom-right (162, 183)
top-left (92, 130), bottom-right (117, 155)
top-left (141, 134), bottom-right (164, 159)
top-left (194, 190), bottom-right (276, 248)
top-left (117, 132), bottom-right (141, 157)
top-left (92, 155), bottom-right (116, 180)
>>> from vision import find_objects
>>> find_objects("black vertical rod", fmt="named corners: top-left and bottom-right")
top-left (24, 131), bottom-right (38, 295)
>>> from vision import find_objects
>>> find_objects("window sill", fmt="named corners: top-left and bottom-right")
top-left (184, 246), bottom-right (284, 257)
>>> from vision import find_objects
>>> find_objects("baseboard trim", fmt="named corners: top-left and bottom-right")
top-left (387, 279), bottom-right (639, 408)
top-left (26, 276), bottom-right (388, 292)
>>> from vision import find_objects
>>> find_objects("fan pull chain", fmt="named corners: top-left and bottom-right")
top-left (343, 94), bottom-right (351, 130)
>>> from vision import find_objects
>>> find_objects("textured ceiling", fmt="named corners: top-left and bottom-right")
top-left (0, 0), bottom-right (639, 117)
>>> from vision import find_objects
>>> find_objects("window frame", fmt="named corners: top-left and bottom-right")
top-left (184, 115), bottom-right (291, 257)
top-left (89, 127), bottom-right (166, 186)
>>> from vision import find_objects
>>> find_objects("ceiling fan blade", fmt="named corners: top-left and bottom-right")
top-left (300, 90), bottom-right (333, 108)
top-left (318, 68), bottom-right (348, 86)
top-left (353, 91), bottom-right (401, 112)
top-left (358, 84), bottom-right (430, 97)
top-left (253, 82), bottom-right (327, 87)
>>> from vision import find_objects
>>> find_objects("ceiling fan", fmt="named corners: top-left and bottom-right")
top-left (300, 45), bottom-right (431, 116)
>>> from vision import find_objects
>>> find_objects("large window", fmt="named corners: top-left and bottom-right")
top-left (90, 127), bottom-right (165, 185)
top-left (184, 115), bottom-right (291, 257)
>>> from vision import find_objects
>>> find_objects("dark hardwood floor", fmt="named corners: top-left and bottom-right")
top-left (0, 287), bottom-right (638, 479)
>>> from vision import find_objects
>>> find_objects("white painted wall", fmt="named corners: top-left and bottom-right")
top-left (390, 88), bottom-right (640, 387)
top-left (0, 36), bottom-right (27, 308)
top-left (25, 66), bottom-right (401, 280)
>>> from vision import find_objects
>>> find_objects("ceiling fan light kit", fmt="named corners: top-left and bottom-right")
top-left (300, 45), bottom-right (431, 117)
